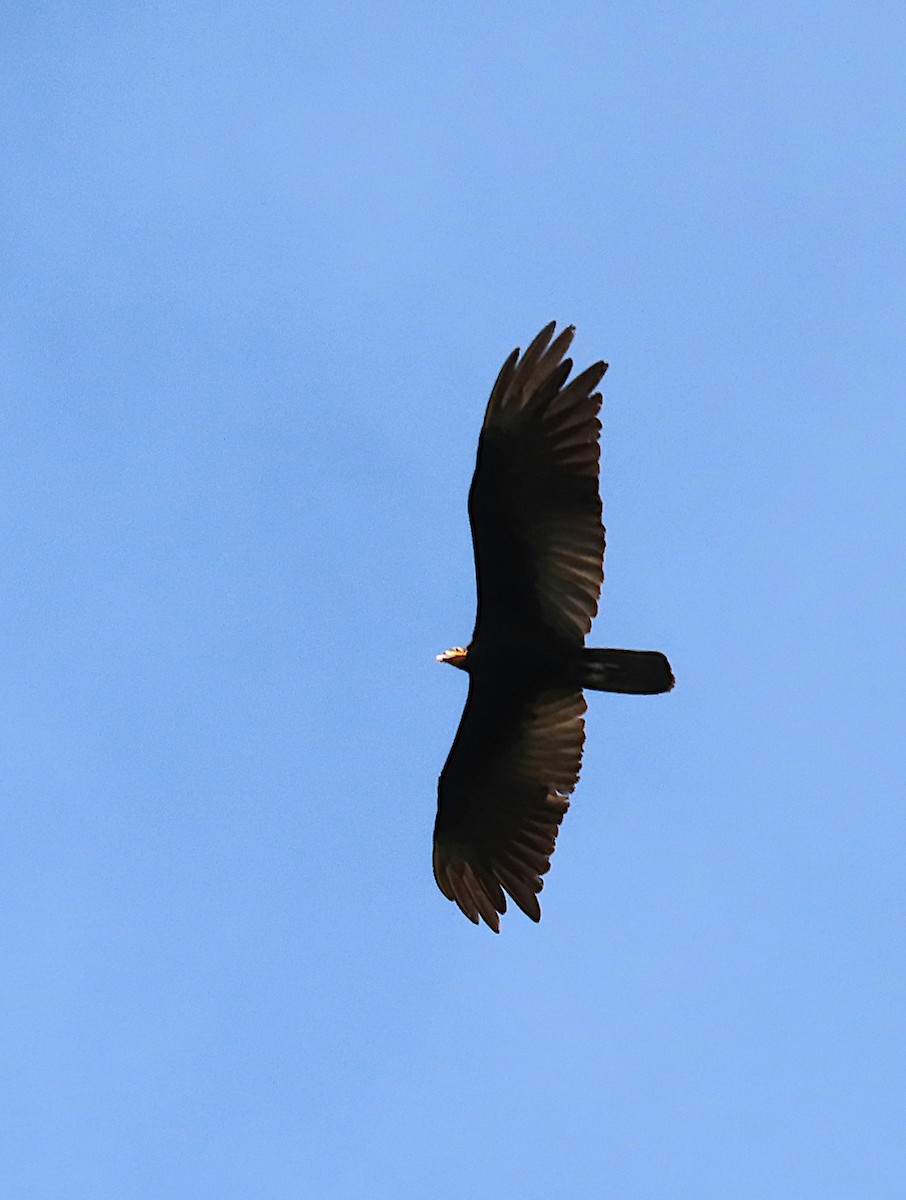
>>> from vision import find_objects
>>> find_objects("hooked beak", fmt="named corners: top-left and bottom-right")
top-left (436, 647), bottom-right (469, 669)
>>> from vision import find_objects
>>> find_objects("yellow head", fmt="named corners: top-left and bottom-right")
top-left (436, 646), bottom-right (469, 670)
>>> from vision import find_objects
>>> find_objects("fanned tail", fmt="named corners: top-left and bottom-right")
top-left (581, 648), bottom-right (674, 695)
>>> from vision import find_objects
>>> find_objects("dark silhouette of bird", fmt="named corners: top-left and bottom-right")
top-left (434, 321), bottom-right (673, 931)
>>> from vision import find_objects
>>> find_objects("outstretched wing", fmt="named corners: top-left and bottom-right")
top-left (433, 679), bottom-right (587, 931)
top-left (468, 322), bottom-right (607, 645)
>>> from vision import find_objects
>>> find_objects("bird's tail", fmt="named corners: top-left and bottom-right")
top-left (581, 648), bottom-right (674, 695)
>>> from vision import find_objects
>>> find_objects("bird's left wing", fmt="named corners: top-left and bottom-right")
top-left (468, 322), bottom-right (608, 644)
top-left (433, 677), bottom-right (586, 931)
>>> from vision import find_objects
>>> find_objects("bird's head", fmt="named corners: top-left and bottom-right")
top-left (436, 646), bottom-right (469, 670)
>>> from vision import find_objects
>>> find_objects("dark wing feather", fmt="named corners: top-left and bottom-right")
top-left (434, 678), bottom-right (586, 931)
top-left (468, 322), bottom-right (608, 644)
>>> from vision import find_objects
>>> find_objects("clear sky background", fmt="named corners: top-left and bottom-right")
top-left (3, 3), bottom-right (904, 1197)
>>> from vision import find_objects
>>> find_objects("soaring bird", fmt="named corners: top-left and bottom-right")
top-left (434, 322), bottom-right (673, 931)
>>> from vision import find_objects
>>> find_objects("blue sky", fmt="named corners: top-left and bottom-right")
top-left (3, 3), bottom-right (904, 1196)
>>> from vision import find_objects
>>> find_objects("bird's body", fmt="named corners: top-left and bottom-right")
top-left (434, 322), bottom-right (673, 931)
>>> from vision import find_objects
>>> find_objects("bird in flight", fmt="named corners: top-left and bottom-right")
top-left (434, 322), bottom-right (673, 931)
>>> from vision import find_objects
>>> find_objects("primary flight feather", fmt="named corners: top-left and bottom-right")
top-left (434, 322), bottom-right (673, 931)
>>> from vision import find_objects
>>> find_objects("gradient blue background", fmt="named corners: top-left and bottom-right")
top-left (3, 4), bottom-right (904, 1196)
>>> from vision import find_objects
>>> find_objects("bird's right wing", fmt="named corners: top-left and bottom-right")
top-left (433, 677), bottom-right (586, 931)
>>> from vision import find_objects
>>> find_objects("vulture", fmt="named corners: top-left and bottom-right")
top-left (434, 321), bottom-right (673, 931)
